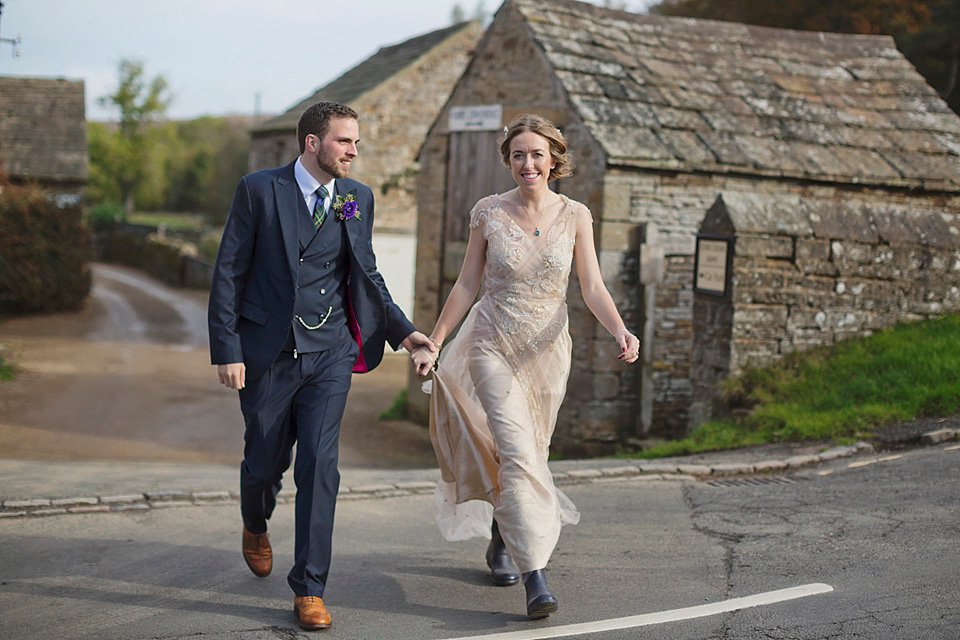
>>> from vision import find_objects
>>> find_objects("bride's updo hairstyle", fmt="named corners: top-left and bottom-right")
top-left (498, 114), bottom-right (574, 181)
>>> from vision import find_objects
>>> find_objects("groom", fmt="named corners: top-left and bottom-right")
top-left (208, 101), bottom-right (435, 630)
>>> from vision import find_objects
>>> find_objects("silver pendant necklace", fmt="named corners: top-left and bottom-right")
top-left (528, 204), bottom-right (546, 237)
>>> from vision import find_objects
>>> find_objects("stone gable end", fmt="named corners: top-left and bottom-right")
top-left (248, 22), bottom-right (482, 233)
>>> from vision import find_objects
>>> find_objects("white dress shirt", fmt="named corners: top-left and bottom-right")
top-left (294, 157), bottom-right (335, 215)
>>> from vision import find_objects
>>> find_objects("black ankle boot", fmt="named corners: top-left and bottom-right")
top-left (485, 520), bottom-right (520, 586)
top-left (522, 569), bottom-right (558, 619)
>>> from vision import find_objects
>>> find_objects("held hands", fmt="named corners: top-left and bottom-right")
top-left (615, 328), bottom-right (640, 364)
top-left (403, 331), bottom-right (440, 377)
top-left (217, 362), bottom-right (246, 390)
top-left (411, 344), bottom-right (438, 377)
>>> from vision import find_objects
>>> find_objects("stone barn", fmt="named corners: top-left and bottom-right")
top-left (249, 20), bottom-right (482, 234)
top-left (0, 77), bottom-right (87, 205)
top-left (411, 0), bottom-right (960, 453)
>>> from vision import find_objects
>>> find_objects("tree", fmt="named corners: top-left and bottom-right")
top-left (649, 0), bottom-right (931, 33)
top-left (451, 0), bottom-right (491, 24)
top-left (96, 59), bottom-right (172, 213)
top-left (473, 1), bottom-right (489, 21)
top-left (162, 116), bottom-right (250, 222)
top-left (86, 121), bottom-right (123, 206)
top-left (898, 0), bottom-right (959, 107)
top-left (649, 0), bottom-right (959, 115)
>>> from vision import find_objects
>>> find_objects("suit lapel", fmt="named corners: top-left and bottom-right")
top-left (335, 180), bottom-right (363, 253)
top-left (332, 180), bottom-right (370, 372)
top-left (275, 162), bottom-right (301, 283)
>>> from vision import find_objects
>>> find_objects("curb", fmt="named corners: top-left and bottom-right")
top-left (3, 434), bottom-right (957, 519)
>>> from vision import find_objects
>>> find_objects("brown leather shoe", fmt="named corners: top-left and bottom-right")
top-left (294, 596), bottom-right (332, 630)
top-left (241, 528), bottom-right (272, 578)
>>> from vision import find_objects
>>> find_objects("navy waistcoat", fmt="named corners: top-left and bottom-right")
top-left (286, 195), bottom-right (351, 353)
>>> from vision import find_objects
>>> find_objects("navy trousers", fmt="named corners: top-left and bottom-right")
top-left (238, 339), bottom-right (358, 597)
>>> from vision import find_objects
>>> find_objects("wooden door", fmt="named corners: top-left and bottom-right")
top-left (439, 131), bottom-right (516, 304)
top-left (444, 131), bottom-right (514, 244)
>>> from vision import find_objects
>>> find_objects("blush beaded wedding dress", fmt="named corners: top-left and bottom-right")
top-left (427, 193), bottom-right (584, 573)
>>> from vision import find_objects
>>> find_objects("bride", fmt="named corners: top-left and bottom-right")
top-left (412, 113), bottom-right (639, 619)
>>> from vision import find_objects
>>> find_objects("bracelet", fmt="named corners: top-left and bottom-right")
top-left (424, 343), bottom-right (440, 372)
top-left (429, 337), bottom-right (442, 349)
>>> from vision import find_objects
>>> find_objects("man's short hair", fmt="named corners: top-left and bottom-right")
top-left (297, 102), bottom-right (359, 154)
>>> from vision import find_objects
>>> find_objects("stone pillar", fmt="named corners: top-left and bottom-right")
top-left (638, 222), bottom-right (663, 435)
top-left (689, 197), bottom-right (736, 430)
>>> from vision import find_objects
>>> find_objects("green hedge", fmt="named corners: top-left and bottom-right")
top-left (0, 183), bottom-right (92, 313)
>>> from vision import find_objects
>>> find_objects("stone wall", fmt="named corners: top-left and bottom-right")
top-left (588, 169), bottom-right (960, 440)
top-left (249, 24), bottom-right (481, 234)
top-left (96, 226), bottom-right (212, 290)
top-left (248, 132), bottom-right (296, 176)
top-left (690, 187), bottom-right (960, 427)
top-left (599, 170), bottom-right (727, 439)
top-left (358, 24), bottom-right (482, 233)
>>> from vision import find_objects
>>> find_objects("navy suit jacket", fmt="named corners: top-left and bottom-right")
top-left (208, 160), bottom-right (415, 380)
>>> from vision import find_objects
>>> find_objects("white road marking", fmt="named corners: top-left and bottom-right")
top-left (437, 583), bottom-right (834, 640)
top-left (848, 454), bottom-right (902, 469)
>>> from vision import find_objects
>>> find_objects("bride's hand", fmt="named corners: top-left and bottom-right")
top-left (615, 328), bottom-right (639, 364)
top-left (411, 345), bottom-right (437, 377)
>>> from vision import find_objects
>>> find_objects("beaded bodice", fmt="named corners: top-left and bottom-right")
top-left (471, 194), bottom-right (579, 357)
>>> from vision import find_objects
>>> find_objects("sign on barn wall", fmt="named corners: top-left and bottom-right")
top-left (449, 104), bottom-right (503, 132)
top-left (694, 235), bottom-right (731, 296)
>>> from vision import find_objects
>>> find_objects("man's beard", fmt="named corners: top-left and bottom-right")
top-left (315, 149), bottom-right (349, 179)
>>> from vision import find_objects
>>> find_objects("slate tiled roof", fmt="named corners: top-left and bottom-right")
top-left (0, 77), bottom-right (88, 182)
top-left (513, 0), bottom-right (960, 191)
top-left (253, 22), bottom-right (476, 135)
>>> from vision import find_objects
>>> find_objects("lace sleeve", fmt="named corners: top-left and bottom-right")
top-left (469, 197), bottom-right (493, 229)
top-left (469, 201), bottom-right (487, 229)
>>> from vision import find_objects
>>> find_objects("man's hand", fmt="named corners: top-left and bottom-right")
top-left (403, 331), bottom-right (440, 377)
top-left (217, 362), bottom-right (246, 390)
top-left (401, 331), bottom-right (438, 355)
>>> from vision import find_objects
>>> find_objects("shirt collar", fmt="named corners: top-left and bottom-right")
top-left (294, 157), bottom-right (335, 200)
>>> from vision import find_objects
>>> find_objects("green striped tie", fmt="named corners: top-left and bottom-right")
top-left (313, 185), bottom-right (329, 229)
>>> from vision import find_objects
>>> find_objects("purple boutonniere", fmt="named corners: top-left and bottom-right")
top-left (333, 194), bottom-right (362, 221)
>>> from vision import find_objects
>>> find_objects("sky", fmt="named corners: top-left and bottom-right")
top-left (0, 0), bottom-right (656, 122)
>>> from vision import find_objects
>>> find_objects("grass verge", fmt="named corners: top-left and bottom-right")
top-left (630, 314), bottom-right (960, 459)
top-left (379, 389), bottom-right (409, 421)
top-left (127, 212), bottom-right (208, 231)
top-left (0, 359), bottom-right (15, 381)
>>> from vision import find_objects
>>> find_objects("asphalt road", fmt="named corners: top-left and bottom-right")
top-left (0, 443), bottom-right (956, 639)
top-left (1, 263), bottom-right (958, 639)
